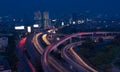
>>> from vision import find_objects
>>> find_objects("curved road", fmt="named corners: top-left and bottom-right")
top-left (17, 37), bottom-right (36, 72)
top-left (32, 33), bottom-right (69, 72)
top-left (42, 31), bottom-right (120, 72)
top-left (62, 41), bottom-right (97, 72)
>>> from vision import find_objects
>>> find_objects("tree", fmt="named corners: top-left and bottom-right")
top-left (82, 37), bottom-right (95, 49)
top-left (113, 34), bottom-right (120, 45)
top-left (82, 37), bottom-right (96, 56)
top-left (98, 37), bottom-right (103, 43)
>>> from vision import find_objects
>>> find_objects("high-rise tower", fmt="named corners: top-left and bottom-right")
top-left (43, 12), bottom-right (51, 30)
top-left (34, 11), bottom-right (42, 27)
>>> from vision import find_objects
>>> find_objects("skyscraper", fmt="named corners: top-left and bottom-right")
top-left (34, 11), bottom-right (42, 27)
top-left (43, 12), bottom-right (51, 30)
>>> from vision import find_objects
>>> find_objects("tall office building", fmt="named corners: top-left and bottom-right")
top-left (34, 11), bottom-right (42, 27)
top-left (43, 12), bottom-right (51, 30)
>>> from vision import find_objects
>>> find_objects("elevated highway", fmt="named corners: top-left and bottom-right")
top-left (42, 31), bottom-right (120, 72)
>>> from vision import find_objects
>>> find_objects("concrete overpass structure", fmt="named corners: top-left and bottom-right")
top-left (42, 31), bottom-right (120, 72)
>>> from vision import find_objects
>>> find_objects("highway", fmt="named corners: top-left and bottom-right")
top-left (62, 41), bottom-right (97, 72)
top-left (32, 33), bottom-right (69, 72)
top-left (16, 31), bottom-right (120, 72)
top-left (42, 31), bottom-right (120, 72)
top-left (70, 47), bottom-right (97, 72)
top-left (61, 42), bottom-right (87, 72)
top-left (16, 37), bottom-right (36, 72)
top-left (42, 34), bottom-right (51, 45)
top-left (32, 33), bottom-right (44, 54)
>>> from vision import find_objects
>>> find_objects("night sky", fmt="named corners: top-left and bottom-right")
top-left (0, 0), bottom-right (120, 18)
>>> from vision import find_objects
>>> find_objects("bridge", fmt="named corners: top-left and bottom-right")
top-left (42, 31), bottom-right (120, 72)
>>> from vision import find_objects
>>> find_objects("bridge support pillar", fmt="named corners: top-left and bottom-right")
top-left (70, 38), bottom-right (72, 43)
top-left (92, 34), bottom-right (94, 40)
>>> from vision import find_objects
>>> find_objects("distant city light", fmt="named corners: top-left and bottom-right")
top-left (103, 21), bottom-right (106, 23)
top-left (105, 25), bottom-right (108, 28)
top-left (52, 19), bottom-right (57, 22)
top-left (48, 30), bottom-right (52, 33)
top-left (33, 24), bottom-right (39, 28)
top-left (13, 19), bottom-right (16, 21)
top-left (61, 22), bottom-right (65, 26)
top-left (73, 21), bottom-right (76, 24)
top-left (86, 18), bottom-right (92, 22)
top-left (56, 37), bottom-right (60, 41)
top-left (77, 20), bottom-right (85, 24)
top-left (67, 24), bottom-right (69, 26)
top-left (20, 19), bottom-right (23, 22)
top-left (27, 26), bottom-right (31, 33)
top-left (15, 26), bottom-right (25, 30)
top-left (99, 21), bottom-right (101, 23)
top-left (112, 21), bottom-right (115, 23)
top-left (0, 17), bottom-right (2, 19)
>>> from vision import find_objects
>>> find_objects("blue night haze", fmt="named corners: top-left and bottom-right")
top-left (0, 0), bottom-right (120, 18)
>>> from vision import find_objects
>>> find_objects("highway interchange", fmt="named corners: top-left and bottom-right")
top-left (17, 31), bottom-right (120, 72)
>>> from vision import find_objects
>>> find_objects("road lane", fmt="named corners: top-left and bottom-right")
top-left (33, 33), bottom-right (69, 72)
